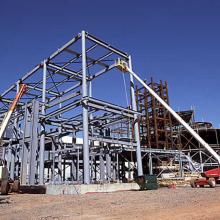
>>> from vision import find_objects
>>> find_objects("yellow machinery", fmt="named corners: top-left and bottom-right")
top-left (0, 84), bottom-right (27, 195)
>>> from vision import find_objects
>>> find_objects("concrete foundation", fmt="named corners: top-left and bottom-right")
top-left (46, 183), bottom-right (139, 195)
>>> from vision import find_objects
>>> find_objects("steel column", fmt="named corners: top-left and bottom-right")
top-left (57, 151), bottom-right (62, 183)
top-left (149, 152), bottom-right (153, 175)
top-left (9, 144), bottom-right (15, 180)
top-left (179, 152), bottom-right (184, 177)
top-left (58, 103), bottom-right (63, 183)
top-left (82, 30), bottom-right (90, 184)
top-left (128, 56), bottom-right (143, 176)
top-left (71, 158), bottom-right (77, 181)
top-left (112, 153), bottom-right (116, 182)
top-left (76, 147), bottom-right (79, 182)
top-left (99, 149), bottom-right (105, 182)
top-left (20, 104), bottom-right (30, 185)
top-left (39, 60), bottom-right (47, 185)
top-left (51, 141), bottom-right (55, 183)
top-left (106, 153), bottom-right (111, 182)
top-left (29, 100), bottom-right (39, 185)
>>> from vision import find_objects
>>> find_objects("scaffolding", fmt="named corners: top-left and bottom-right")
top-left (136, 78), bottom-right (175, 149)
top-left (135, 78), bottom-right (220, 174)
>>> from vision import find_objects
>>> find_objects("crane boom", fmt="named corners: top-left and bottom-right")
top-left (0, 84), bottom-right (27, 142)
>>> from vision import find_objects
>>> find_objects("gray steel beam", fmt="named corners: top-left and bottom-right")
top-left (49, 34), bottom-right (81, 61)
top-left (87, 103), bottom-right (134, 118)
top-left (39, 61), bottom-right (47, 185)
top-left (57, 149), bottom-right (62, 183)
top-left (46, 66), bottom-right (73, 78)
top-left (82, 30), bottom-right (90, 184)
top-left (6, 145), bottom-right (11, 171)
top-left (90, 155), bottom-right (94, 181)
top-left (59, 43), bottom-right (97, 72)
top-left (76, 147), bottom-right (79, 182)
top-left (99, 149), bottom-right (105, 182)
top-left (128, 56), bottom-right (143, 176)
top-left (106, 153), bottom-right (111, 182)
top-left (45, 99), bottom-right (81, 119)
top-left (86, 98), bottom-right (140, 118)
top-left (48, 63), bottom-right (83, 80)
top-left (20, 104), bottom-right (30, 185)
top-left (112, 153), bottom-right (117, 181)
top-left (65, 48), bottom-right (109, 68)
top-left (29, 100), bottom-right (39, 185)
top-left (101, 117), bottom-right (127, 128)
top-left (89, 59), bottom-right (115, 80)
top-left (89, 136), bottom-right (136, 147)
top-left (9, 143), bottom-right (15, 180)
top-left (0, 98), bottom-right (23, 106)
top-left (89, 81), bottom-right (95, 179)
top-left (45, 120), bottom-right (78, 130)
top-left (27, 84), bottom-right (58, 96)
top-left (179, 152), bottom-right (184, 177)
top-left (81, 52), bottom-right (114, 80)
top-left (48, 91), bottom-right (80, 108)
top-left (149, 152), bottom-right (153, 175)
top-left (86, 33), bottom-right (129, 59)
top-left (48, 82), bottom-right (81, 103)
top-left (51, 141), bottom-right (55, 183)
top-left (71, 158), bottom-right (77, 181)
top-left (128, 161), bottom-right (131, 179)
top-left (88, 97), bottom-right (140, 115)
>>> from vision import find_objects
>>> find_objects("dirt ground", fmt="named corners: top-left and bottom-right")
top-left (0, 186), bottom-right (220, 220)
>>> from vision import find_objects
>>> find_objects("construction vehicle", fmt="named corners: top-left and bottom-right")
top-left (0, 84), bottom-right (27, 195)
top-left (190, 168), bottom-right (220, 188)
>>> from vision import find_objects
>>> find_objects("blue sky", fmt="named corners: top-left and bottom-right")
top-left (0, 0), bottom-right (220, 126)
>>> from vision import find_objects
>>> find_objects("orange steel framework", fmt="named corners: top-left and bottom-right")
top-left (135, 78), bottom-right (220, 172)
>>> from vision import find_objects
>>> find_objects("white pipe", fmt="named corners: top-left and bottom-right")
top-left (125, 66), bottom-right (220, 164)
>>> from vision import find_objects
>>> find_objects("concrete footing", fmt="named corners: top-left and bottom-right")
top-left (46, 183), bottom-right (139, 195)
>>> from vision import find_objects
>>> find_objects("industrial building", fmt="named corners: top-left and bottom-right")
top-left (0, 31), bottom-right (219, 188)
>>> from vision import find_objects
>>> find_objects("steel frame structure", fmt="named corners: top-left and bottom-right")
top-left (0, 31), bottom-right (218, 186)
top-left (0, 31), bottom-right (145, 185)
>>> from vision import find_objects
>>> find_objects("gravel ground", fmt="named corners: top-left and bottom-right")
top-left (0, 186), bottom-right (220, 220)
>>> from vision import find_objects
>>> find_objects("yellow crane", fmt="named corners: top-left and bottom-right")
top-left (0, 84), bottom-right (27, 142)
top-left (0, 83), bottom-right (27, 195)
